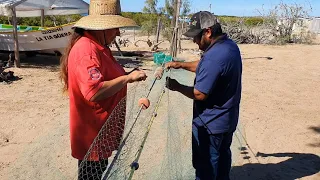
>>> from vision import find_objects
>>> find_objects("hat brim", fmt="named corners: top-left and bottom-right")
top-left (183, 28), bottom-right (202, 37)
top-left (73, 15), bottom-right (138, 30)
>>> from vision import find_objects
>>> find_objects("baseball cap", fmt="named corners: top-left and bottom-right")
top-left (184, 11), bottom-right (218, 37)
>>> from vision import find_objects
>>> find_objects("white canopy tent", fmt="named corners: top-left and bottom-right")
top-left (0, 0), bottom-right (89, 67)
top-left (0, 0), bottom-right (88, 17)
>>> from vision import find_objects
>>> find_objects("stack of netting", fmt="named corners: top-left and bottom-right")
top-left (153, 52), bottom-right (173, 65)
top-left (75, 56), bottom-right (246, 180)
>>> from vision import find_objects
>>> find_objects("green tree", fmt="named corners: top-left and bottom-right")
top-left (164, 0), bottom-right (175, 17)
top-left (143, 0), bottom-right (159, 14)
top-left (141, 0), bottom-right (162, 37)
top-left (181, 0), bottom-right (191, 17)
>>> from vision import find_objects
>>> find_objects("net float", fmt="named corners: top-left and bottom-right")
top-left (138, 97), bottom-right (150, 109)
top-left (154, 67), bottom-right (164, 80)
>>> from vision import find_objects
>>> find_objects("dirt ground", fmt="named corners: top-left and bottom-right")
top-left (0, 38), bottom-right (319, 180)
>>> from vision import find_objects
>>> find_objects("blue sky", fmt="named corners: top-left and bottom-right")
top-left (84, 0), bottom-right (320, 17)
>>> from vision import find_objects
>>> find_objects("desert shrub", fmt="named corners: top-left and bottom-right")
top-left (161, 17), bottom-right (173, 41)
top-left (221, 2), bottom-right (315, 45)
top-left (244, 17), bottom-right (264, 26)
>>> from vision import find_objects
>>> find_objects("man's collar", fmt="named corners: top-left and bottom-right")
top-left (204, 33), bottom-right (228, 53)
top-left (83, 31), bottom-right (105, 51)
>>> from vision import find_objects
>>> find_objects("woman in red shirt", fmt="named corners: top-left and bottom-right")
top-left (59, 0), bottom-right (147, 179)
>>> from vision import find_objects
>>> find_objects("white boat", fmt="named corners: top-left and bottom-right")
top-left (0, 23), bottom-right (74, 55)
top-left (0, 0), bottom-right (88, 56)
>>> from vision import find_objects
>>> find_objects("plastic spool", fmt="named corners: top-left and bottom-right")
top-left (154, 67), bottom-right (164, 80)
top-left (138, 97), bottom-right (150, 110)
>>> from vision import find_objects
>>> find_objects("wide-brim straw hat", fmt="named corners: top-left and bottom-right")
top-left (73, 0), bottom-right (138, 30)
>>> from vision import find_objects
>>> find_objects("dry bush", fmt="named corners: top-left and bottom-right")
top-left (258, 1), bottom-right (314, 44)
top-left (222, 18), bottom-right (270, 44)
top-left (222, 1), bottom-right (315, 45)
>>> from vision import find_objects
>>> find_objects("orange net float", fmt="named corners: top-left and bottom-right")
top-left (138, 97), bottom-right (150, 110)
top-left (154, 67), bottom-right (164, 80)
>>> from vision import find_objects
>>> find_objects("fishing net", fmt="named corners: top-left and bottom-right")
top-left (75, 59), bottom-right (247, 180)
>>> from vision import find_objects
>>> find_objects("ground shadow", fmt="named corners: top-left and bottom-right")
top-left (308, 126), bottom-right (320, 148)
top-left (0, 52), bottom-right (60, 70)
top-left (243, 56), bottom-right (273, 60)
top-left (0, 50), bottom-right (155, 71)
top-left (20, 54), bottom-right (60, 70)
top-left (116, 58), bottom-right (144, 68)
top-left (112, 50), bottom-right (154, 69)
top-left (112, 50), bottom-right (154, 59)
top-left (230, 152), bottom-right (320, 180)
top-left (309, 126), bottom-right (320, 134)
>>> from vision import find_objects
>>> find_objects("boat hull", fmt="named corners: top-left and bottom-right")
top-left (0, 23), bottom-right (74, 54)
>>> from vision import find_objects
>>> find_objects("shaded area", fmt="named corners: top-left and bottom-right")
top-left (0, 52), bottom-right (60, 70)
top-left (243, 56), bottom-right (273, 60)
top-left (308, 126), bottom-right (320, 148)
top-left (112, 50), bottom-right (154, 59)
top-left (112, 50), bottom-right (154, 69)
top-left (231, 152), bottom-right (320, 180)
top-left (309, 126), bottom-right (320, 134)
top-left (0, 50), bottom-right (154, 70)
top-left (116, 57), bottom-right (144, 69)
top-left (20, 55), bottom-right (60, 70)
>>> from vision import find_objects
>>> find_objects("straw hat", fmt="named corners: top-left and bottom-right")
top-left (73, 0), bottom-right (137, 30)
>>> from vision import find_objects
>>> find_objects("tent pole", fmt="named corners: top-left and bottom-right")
top-left (12, 7), bottom-right (20, 68)
top-left (41, 9), bottom-right (45, 27)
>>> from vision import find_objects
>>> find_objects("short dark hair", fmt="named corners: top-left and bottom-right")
top-left (210, 23), bottom-right (223, 38)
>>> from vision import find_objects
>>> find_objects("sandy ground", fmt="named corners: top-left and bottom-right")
top-left (0, 38), bottom-right (319, 180)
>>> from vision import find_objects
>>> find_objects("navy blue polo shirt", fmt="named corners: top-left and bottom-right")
top-left (193, 34), bottom-right (242, 134)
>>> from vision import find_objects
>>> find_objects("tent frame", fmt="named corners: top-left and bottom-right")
top-left (1, 0), bottom-right (88, 68)
top-left (5, 0), bottom-right (27, 67)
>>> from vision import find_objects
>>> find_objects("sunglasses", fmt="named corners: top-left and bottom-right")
top-left (194, 29), bottom-right (209, 40)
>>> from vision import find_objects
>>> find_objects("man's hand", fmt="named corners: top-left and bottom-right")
top-left (166, 77), bottom-right (181, 91)
top-left (165, 60), bottom-right (199, 73)
top-left (165, 61), bottom-right (181, 70)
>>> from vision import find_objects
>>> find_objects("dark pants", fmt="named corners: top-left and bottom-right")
top-left (192, 124), bottom-right (233, 180)
top-left (78, 159), bottom-right (108, 180)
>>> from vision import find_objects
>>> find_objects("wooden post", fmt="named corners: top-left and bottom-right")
top-left (41, 9), bottom-right (45, 27)
top-left (155, 18), bottom-right (161, 44)
top-left (114, 41), bottom-right (124, 56)
top-left (178, 27), bottom-right (181, 53)
top-left (171, 0), bottom-right (178, 27)
top-left (169, 30), bottom-right (175, 56)
top-left (173, 0), bottom-right (181, 57)
top-left (133, 27), bottom-right (135, 41)
top-left (12, 7), bottom-right (20, 68)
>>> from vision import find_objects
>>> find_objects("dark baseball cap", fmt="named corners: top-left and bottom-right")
top-left (184, 11), bottom-right (218, 37)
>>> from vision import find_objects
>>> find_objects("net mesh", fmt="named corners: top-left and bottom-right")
top-left (75, 63), bottom-right (247, 180)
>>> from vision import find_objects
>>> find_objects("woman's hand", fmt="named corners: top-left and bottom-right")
top-left (127, 70), bottom-right (147, 83)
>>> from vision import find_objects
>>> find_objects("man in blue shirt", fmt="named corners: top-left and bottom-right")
top-left (166, 11), bottom-right (242, 180)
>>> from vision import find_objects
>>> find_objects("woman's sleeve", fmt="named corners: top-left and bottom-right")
top-left (74, 55), bottom-right (104, 101)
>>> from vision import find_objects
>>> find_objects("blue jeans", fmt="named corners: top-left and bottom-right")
top-left (192, 124), bottom-right (233, 180)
